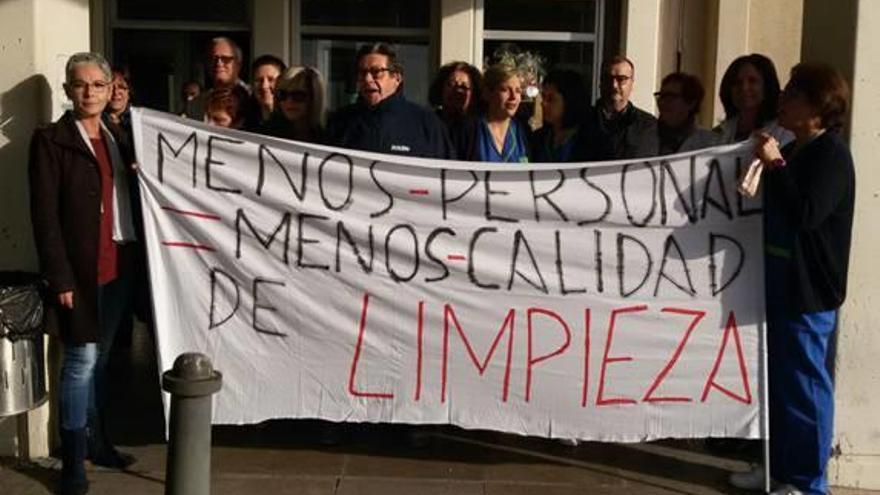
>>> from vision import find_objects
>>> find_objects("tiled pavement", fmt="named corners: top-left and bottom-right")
top-left (1, 325), bottom-right (876, 495)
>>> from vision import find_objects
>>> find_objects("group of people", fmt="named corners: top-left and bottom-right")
top-left (181, 37), bottom-right (801, 167)
top-left (28, 35), bottom-right (854, 495)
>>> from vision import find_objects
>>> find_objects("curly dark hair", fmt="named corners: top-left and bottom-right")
top-left (428, 61), bottom-right (483, 112)
top-left (719, 53), bottom-right (781, 124)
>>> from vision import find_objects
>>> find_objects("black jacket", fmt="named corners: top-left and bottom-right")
top-left (326, 91), bottom-right (455, 159)
top-left (589, 102), bottom-right (658, 159)
top-left (529, 123), bottom-right (613, 163)
top-left (29, 112), bottom-right (137, 343)
top-left (764, 131), bottom-right (855, 314)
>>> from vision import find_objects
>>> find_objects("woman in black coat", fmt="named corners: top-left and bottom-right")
top-left (530, 68), bottom-right (611, 162)
top-left (729, 63), bottom-right (854, 495)
top-left (29, 52), bottom-right (139, 494)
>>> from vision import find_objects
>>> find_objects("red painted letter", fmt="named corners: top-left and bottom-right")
top-left (642, 307), bottom-right (706, 403)
top-left (347, 292), bottom-right (394, 399)
top-left (442, 305), bottom-right (516, 403)
top-left (596, 305), bottom-right (647, 406)
top-left (581, 309), bottom-right (591, 407)
top-left (700, 311), bottom-right (752, 404)
top-left (526, 308), bottom-right (572, 402)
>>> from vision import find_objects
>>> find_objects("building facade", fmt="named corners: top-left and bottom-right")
top-left (1, 0), bottom-right (877, 489)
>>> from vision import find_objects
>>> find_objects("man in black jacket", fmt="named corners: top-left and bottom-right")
top-left (326, 43), bottom-right (455, 159)
top-left (589, 55), bottom-right (658, 159)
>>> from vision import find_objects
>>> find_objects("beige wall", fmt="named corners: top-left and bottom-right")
top-left (621, 0), bottom-right (662, 113)
top-left (627, 0), bottom-right (804, 124)
top-left (253, 0), bottom-right (292, 65)
top-left (801, 0), bottom-right (880, 489)
top-left (440, 0), bottom-right (477, 65)
top-left (0, 0), bottom-right (91, 458)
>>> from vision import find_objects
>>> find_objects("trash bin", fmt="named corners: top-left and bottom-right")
top-left (0, 271), bottom-right (48, 417)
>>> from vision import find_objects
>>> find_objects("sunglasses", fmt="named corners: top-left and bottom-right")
top-left (210, 55), bottom-right (236, 65)
top-left (277, 89), bottom-right (309, 102)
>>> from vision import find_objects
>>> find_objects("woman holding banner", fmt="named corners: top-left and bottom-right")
top-left (654, 72), bottom-right (718, 155)
top-left (451, 63), bottom-right (530, 162)
top-left (29, 52), bottom-right (139, 494)
top-left (715, 54), bottom-right (793, 146)
top-left (730, 63), bottom-right (854, 495)
top-left (264, 66), bottom-right (327, 143)
top-left (530, 68), bottom-right (611, 162)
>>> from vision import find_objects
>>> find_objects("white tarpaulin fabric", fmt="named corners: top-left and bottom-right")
top-left (132, 108), bottom-right (766, 442)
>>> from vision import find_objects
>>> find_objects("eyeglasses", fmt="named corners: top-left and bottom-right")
top-left (210, 55), bottom-right (236, 65)
top-left (357, 67), bottom-right (392, 80)
top-left (277, 89), bottom-right (309, 102)
top-left (68, 80), bottom-right (110, 92)
top-left (654, 91), bottom-right (683, 101)
top-left (605, 75), bottom-right (632, 84)
top-left (446, 81), bottom-right (472, 92)
top-left (112, 83), bottom-right (130, 92)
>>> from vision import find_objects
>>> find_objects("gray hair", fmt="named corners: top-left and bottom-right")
top-left (65, 52), bottom-right (112, 84)
top-left (210, 37), bottom-right (243, 63)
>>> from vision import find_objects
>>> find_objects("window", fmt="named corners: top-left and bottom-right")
top-left (299, 0), bottom-right (433, 110)
top-left (479, 0), bottom-right (604, 100)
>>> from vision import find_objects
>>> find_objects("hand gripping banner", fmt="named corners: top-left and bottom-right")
top-left (132, 108), bottom-right (767, 442)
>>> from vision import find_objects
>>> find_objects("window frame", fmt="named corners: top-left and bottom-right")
top-left (474, 0), bottom-right (605, 101)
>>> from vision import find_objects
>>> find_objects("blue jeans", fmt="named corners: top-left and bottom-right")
top-left (59, 273), bottom-right (133, 431)
top-left (60, 343), bottom-right (98, 430)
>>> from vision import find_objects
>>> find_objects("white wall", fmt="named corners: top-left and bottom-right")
top-left (0, 0), bottom-right (91, 458)
top-left (803, 0), bottom-right (880, 489)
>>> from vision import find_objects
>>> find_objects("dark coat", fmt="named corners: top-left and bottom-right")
top-left (764, 131), bottom-right (855, 314)
top-left (326, 91), bottom-right (455, 159)
top-left (529, 122), bottom-right (613, 163)
top-left (589, 102), bottom-right (659, 160)
top-left (29, 112), bottom-right (133, 344)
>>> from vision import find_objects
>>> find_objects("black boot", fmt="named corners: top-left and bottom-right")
top-left (87, 412), bottom-right (136, 469)
top-left (60, 428), bottom-right (89, 495)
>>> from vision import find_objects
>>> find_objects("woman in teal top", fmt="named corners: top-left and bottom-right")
top-left (451, 64), bottom-right (530, 162)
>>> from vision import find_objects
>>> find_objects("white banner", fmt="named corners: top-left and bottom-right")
top-left (132, 108), bottom-right (766, 442)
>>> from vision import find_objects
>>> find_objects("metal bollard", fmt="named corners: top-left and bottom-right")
top-left (162, 352), bottom-right (222, 495)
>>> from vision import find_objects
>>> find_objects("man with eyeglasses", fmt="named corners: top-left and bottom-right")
top-left (185, 36), bottom-right (249, 121)
top-left (326, 42), bottom-right (455, 159)
top-left (589, 55), bottom-right (658, 159)
top-left (29, 52), bottom-right (139, 494)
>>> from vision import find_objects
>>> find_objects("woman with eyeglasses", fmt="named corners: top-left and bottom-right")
top-left (263, 66), bottom-right (327, 143)
top-left (531, 68), bottom-right (611, 162)
top-left (452, 63), bottom-right (530, 162)
top-left (715, 54), bottom-right (793, 146)
top-left (428, 61), bottom-right (483, 131)
top-left (655, 72), bottom-right (718, 155)
top-left (29, 52), bottom-right (140, 494)
top-left (728, 63), bottom-right (854, 495)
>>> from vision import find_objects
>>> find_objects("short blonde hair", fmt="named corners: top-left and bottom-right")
top-left (277, 66), bottom-right (327, 128)
top-left (482, 63), bottom-right (520, 94)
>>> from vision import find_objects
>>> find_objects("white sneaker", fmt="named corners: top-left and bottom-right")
top-left (769, 484), bottom-right (803, 495)
top-left (728, 465), bottom-right (768, 491)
